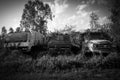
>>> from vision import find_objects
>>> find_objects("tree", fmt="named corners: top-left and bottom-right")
top-left (90, 12), bottom-right (100, 30)
top-left (1, 26), bottom-right (7, 34)
top-left (9, 27), bottom-right (14, 33)
top-left (110, 0), bottom-right (120, 39)
top-left (109, 0), bottom-right (120, 51)
top-left (54, 25), bottom-right (76, 34)
top-left (100, 23), bottom-right (112, 33)
top-left (62, 25), bottom-right (76, 34)
top-left (15, 27), bottom-right (21, 32)
top-left (1, 26), bottom-right (7, 38)
top-left (20, 0), bottom-right (52, 34)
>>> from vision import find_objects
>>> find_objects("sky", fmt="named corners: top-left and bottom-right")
top-left (0, 0), bottom-right (112, 32)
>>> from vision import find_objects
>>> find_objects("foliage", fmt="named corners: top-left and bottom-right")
top-left (90, 12), bottom-right (100, 30)
top-left (99, 23), bottom-right (113, 39)
top-left (61, 25), bottom-right (76, 34)
top-left (0, 50), bottom-right (120, 74)
top-left (53, 25), bottom-right (76, 35)
top-left (110, 0), bottom-right (120, 25)
top-left (97, 52), bottom-right (120, 69)
top-left (1, 26), bottom-right (7, 34)
top-left (9, 27), bottom-right (14, 33)
top-left (89, 12), bottom-right (113, 40)
top-left (15, 27), bottom-right (21, 32)
top-left (20, 0), bottom-right (52, 34)
top-left (110, 0), bottom-right (120, 38)
top-left (1, 26), bottom-right (7, 38)
top-left (109, 0), bottom-right (120, 51)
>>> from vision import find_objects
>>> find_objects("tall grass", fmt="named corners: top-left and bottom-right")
top-left (0, 51), bottom-right (120, 74)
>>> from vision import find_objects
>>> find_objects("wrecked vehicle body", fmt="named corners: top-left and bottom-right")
top-left (81, 31), bottom-right (114, 57)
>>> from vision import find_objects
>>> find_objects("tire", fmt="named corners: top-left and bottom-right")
top-left (48, 48), bottom-right (55, 56)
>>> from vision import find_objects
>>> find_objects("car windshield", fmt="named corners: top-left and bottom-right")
top-left (89, 32), bottom-right (110, 40)
top-left (57, 35), bottom-right (70, 41)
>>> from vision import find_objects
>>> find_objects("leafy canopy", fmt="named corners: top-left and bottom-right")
top-left (20, 0), bottom-right (52, 34)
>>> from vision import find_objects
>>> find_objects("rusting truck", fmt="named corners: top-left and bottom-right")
top-left (81, 30), bottom-right (114, 57)
top-left (4, 30), bottom-right (47, 53)
top-left (48, 34), bottom-right (72, 55)
top-left (48, 33), bottom-right (82, 55)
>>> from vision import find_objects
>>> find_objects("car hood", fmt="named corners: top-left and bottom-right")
top-left (89, 40), bottom-right (111, 44)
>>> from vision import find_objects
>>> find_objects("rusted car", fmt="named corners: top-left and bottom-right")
top-left (4, 31), bottom-right (47, 52)
top-left (48, 34), bottom-right (72, 55)
top-left (81, 31), bottom-right (114, 57)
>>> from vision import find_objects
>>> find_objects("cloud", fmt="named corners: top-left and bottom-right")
top-left (47, 1), bottom-right (109, 32)
top-left (76, 4), bottom-right (87, 14)
top-left (47, 4), bottom-right (92, 31)
top-left (50, 0), bottom-right (68, 16)
top-left (47, 0), bottom-right (69, 31)
top-left (77, 4), bottom-right (87, 10)
top-left (66, 5), bottom-right (104, 31)
top-left (66, 4), bottom-right (91, 31)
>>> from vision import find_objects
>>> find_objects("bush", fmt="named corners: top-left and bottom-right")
top-left (1, 50), bottom-right (120, 74)
top-left (98, 52), bottom-right (120, 69)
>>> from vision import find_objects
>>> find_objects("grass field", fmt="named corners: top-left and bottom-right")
top-left (0, 49), bottom-right (120, 80)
